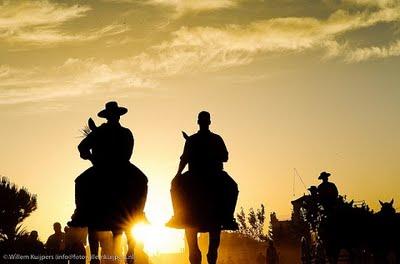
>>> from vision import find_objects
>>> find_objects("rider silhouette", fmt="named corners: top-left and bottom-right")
top-left (69, 101), bottom-right (138, 228)
top-left (317, 171), bottom-right (338, 210)
top-left (78, 101), bottom-right (133, 168)
top-left (168, 111), bottom-right (238, 229)
top-left (178, 111), bottom-right (228, 175)
top-left (168, 111), bottom-right (238, 264)
top-left (68, 101), bottom-right (148, 264)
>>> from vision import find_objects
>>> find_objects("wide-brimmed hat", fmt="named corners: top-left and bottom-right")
top-left (97, 101), bottom-right (128, 118)
top-left (318, 171), bottom-right (331, 180)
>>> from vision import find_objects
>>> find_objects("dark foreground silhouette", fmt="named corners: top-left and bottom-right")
top-left (272, 171), bottom-right (400, 264)
top-left (68, 101), bottom-right (148, 264)
top-left (167, 111), bottom-right (239, 264)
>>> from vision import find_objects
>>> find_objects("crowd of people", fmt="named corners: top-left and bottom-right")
top-left (15, 222), bottom-right (86, 264)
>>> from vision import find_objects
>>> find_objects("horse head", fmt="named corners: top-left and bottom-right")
top-left (378, 199), bottom-right (395, 216)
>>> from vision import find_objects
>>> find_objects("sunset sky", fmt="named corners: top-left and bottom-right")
top-left (1, 0), bottom-right (400, 253)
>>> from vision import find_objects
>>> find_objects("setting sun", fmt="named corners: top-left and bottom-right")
top-left (131, 222), bottom-right (184, 256)
top-left (131, 201), bottom-right (184, 255)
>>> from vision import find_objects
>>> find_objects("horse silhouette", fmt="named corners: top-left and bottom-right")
top-left (372, 199), bottom-right (400, 263)
top-left (378, 199), bottom-right (396, 216)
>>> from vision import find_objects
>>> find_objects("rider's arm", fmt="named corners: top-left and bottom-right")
top-left (123, 129), bottom-right (134, 161)
top-left (218, 136), bottom-right (229, 162)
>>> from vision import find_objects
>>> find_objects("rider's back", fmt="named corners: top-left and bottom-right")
top-left (81, 123), bottom-right (133, 168)
top-left (182, 130), bottom-right (228, 174)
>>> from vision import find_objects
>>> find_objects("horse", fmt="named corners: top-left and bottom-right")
top-left (372, 199), bottom-right (400, 263)
top-left (71, 118), bottom-right (148, 264)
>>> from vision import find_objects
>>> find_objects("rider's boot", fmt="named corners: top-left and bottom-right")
top-left (166, 215), bottom-right (186, 228)
top-left (67, 209), bottom-right (87, 227)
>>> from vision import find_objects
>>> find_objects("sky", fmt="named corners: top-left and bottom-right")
top-left (1, 0), bottom-right (400, 252)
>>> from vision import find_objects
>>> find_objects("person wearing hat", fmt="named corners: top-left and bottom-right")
top-left (78, 101), bottom-right (132, 167)
top-left (317, 171), bottom-right (338, 210)
top-left (69, 101), bottom-right (148, 264)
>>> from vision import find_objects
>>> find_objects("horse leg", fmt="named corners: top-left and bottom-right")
top-left (125, 228), bottom-right (135, 264)
top-left (185, 228), bottom-right (202, 264)
top-left (88, 229), bottom-right (100, 264)
top-left (207, 229), bottom-right (221, 264)
top-left (112, 230), bottom-right (123, 262)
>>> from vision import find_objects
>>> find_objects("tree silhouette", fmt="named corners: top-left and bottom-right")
top-left (0, 177), bottom-right (37, 242)
top-left (236, 204), bottom-right (267, 241)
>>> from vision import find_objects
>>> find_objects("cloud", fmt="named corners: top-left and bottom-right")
top-left (343, 0), bottom-right (399, 8)
top-left (0, 59), bottom-right (156, 104)
top-left (2, 0), bottom-right (400, 105)
top-left (103, 0), bottom-right (239, 16)
top-left (0, 1), bottom-right (90, 30)
top-left (345, 40), bottom-right (400, 62)
top-left (5, 23), bottom-right (129, 44)
top-left (146, 0), bottom-right (239, 13)
top-left (119, 5), bottom-right (400, 74)
top-left (0, 1), bottom-right (128, 45)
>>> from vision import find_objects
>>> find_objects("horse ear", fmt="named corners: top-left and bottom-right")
top-left (390, 199), bottom-right (394, 206)
top-left (182, 131), bottom-right (189, 140)
top-left (379, 200), bottom-right (384, 206)
top-left (88, 118), bottom-right (97, 131)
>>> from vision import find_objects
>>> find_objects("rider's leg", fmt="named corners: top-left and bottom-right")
top-left (88, 230), bottom-right (100, 264)
top-left (185, 228), bottom-right (202, 264)
top-left (207, 229), bottom-right (221, 264)
top-left (125, 228), bottom-right (135, 264)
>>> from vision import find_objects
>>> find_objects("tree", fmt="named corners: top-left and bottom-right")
top-left (0, 177), bottom-right (37, 242)
top-left (236, 204), bottom-right (267, 241)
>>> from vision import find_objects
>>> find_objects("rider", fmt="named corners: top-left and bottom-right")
top-left (169, 111), bottom-right (238, 264)
top-left (69, 101), bottom-right (134, 227)
top-left (317, 171), bottom-right (338, 211)
top-left (78, 101), bottom-right (133, 169)
top-left (69, 101), bottom-right (147, 264)
top-left (178, 111), bottom-right (228, 175)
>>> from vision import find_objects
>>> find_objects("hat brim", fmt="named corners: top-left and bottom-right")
top-left (98, 107), bottom-right (128, 118)
top-left (318, 174), bottom-right (330, 180)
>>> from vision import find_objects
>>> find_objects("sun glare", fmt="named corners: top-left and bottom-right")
top-left (131, 204), bottom-right (184, 255)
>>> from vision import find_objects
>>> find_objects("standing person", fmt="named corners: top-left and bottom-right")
top-left (45, 222), bottom-right (66, 263)
top-left (167, 111), bottom-right (238, 264)
top-left (64, 227), bottom-right (87, 264)
top-left (24, 230), bottom-right (45, 263)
